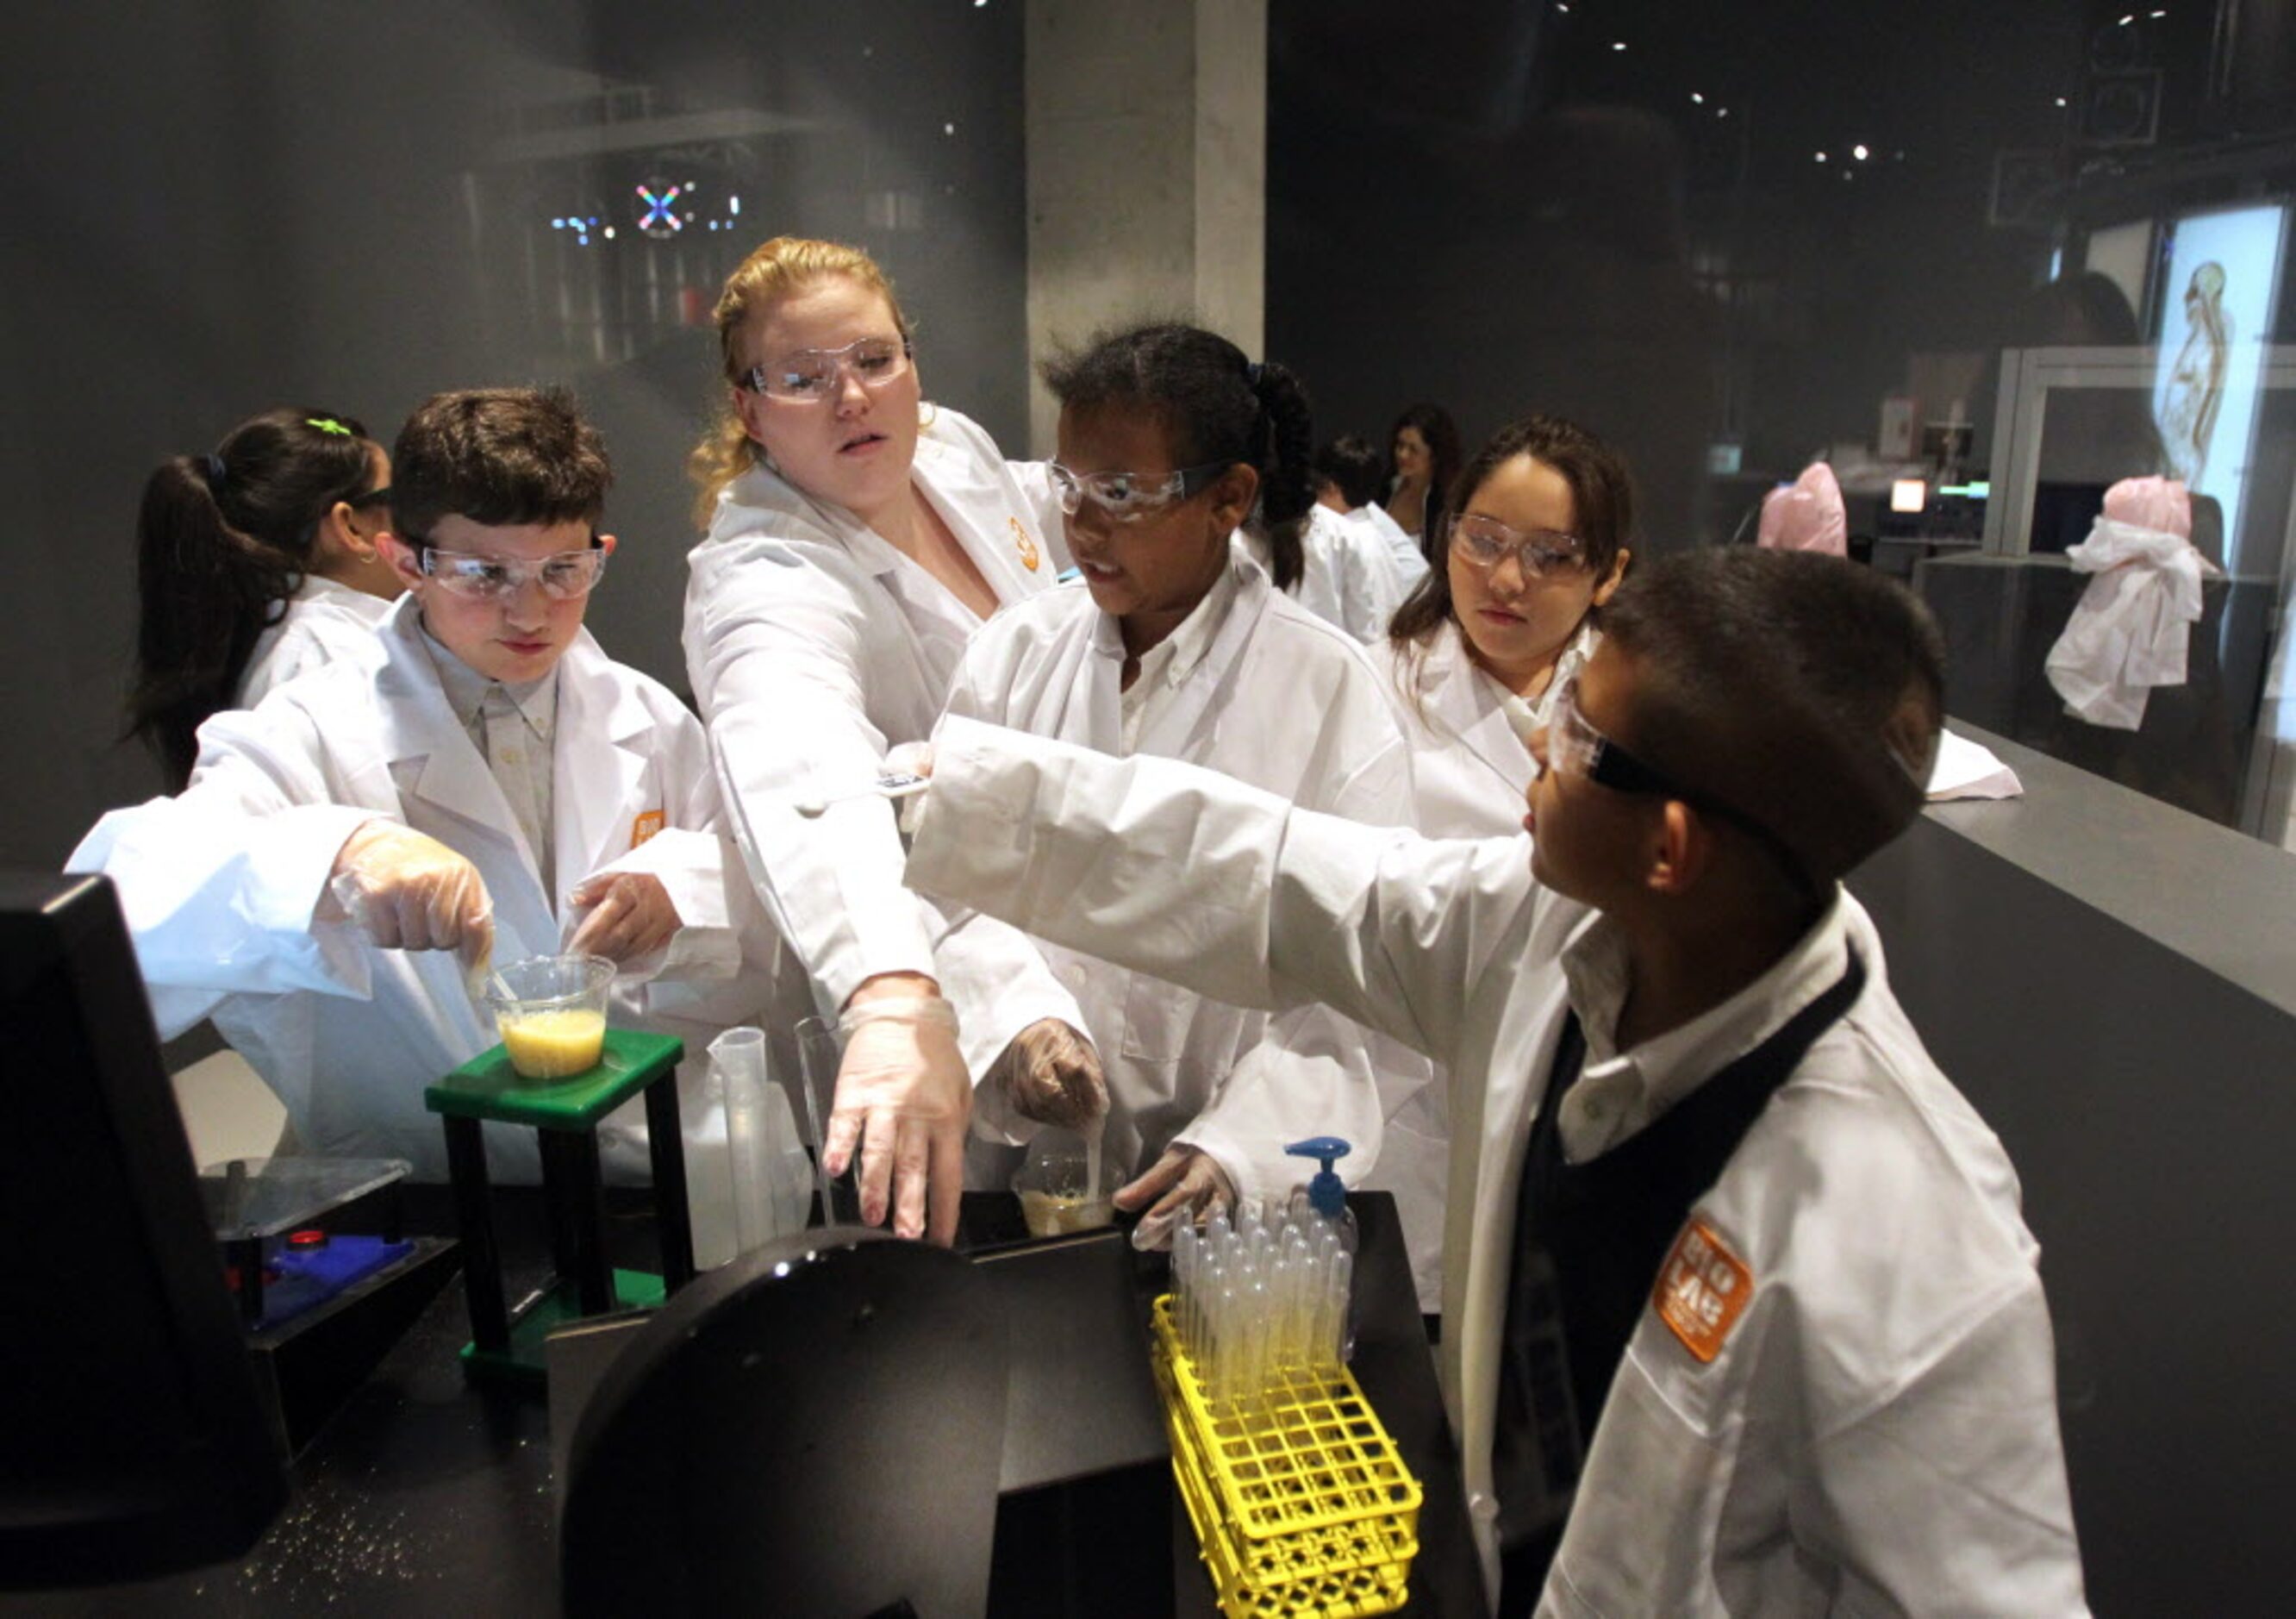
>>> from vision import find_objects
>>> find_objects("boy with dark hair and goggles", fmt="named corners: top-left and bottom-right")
top-left (901, 546), bottom-right (2086, 1616)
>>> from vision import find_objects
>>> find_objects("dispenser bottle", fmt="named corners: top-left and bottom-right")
top-left (1285, 1135), bottom-right (1360, 1362)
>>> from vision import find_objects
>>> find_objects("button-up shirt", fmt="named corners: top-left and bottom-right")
top-left (422, 625), bottom-right (561, 902)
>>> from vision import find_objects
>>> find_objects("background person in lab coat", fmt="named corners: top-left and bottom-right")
top-left (1315, 432), bottom-right (1427, 589)
top-left (904, 549), bottom-right (2085, 1615)
top-left (1371, 413), bottom-right (1637, 1314)
top-left (1384, 400), bottom-right (1464, 561)
top-left (939, 321), bottom-right (1422, 1235)
top-left (683, 235), bottom-right (1098, 1247)
top-left (128, 407), bottom-right (403, 788)
top-left (73, 387), bottom-right (789, 1182)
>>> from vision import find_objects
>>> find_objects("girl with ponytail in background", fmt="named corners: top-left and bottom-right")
top-left (935, 322), bottom-right (1426, 1240)
top-left (129, 409), bottom-right (398, 786)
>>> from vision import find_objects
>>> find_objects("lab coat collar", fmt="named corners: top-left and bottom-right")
top-left (421, 622), bottom-right (559, 743)
top-left (705, 405), bottom-right (1033, 607)
top-left (1413, 620), bottom-right (1542, 795)
top-left (1554, 887), bottom-right (1854, 1163)
top-left (296, 572), bottom-right (396, 623)
top-left (371, 597), bottom-right (649, 908)
top-left (1096, 539), bottom-right (1253, 690)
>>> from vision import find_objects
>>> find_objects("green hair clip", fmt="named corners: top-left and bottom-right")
top-left (307, 416), bottom-right (353, 436)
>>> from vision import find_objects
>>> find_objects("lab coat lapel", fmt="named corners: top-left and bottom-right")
top-left (1019, 601), bottom-right (1119, 749)
top-left (1131, 556), bottom-right (1270, 759)
top-left (550, 633), bottom-right (652, 921)
top-left (371, 602), bottom-right (557, 951)
top-left (1442, 938), bottom-right (1575, 1487)
top-left (1426, 623), bottom-right (1534, 798)
top-left (914, 428), bottom-right (1041, 605)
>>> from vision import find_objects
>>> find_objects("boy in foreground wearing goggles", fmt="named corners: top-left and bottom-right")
top-left (73, 387), bottom-right (789, 1181)
top-left (903, 547), bottom-right (2086, 1615)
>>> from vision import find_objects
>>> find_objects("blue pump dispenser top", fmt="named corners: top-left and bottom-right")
top-left (1284, 1135), bottom-right (1351, 1219)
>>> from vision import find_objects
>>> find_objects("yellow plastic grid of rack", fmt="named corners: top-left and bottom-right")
top-left (1150, 1295), bottom-right (1423, 1617)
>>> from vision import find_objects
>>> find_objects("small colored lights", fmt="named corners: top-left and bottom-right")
top-left (1815, 151), bottom-right (1828, 163)
top-left (1612, 40), bottom-right (1626, 51)
top-left (1690, 92), bottom-right (1705, 105)
top-left (1853, 143), bottom-right (1869, 160)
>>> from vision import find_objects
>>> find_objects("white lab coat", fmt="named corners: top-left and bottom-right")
top-left (1351, 501), bottom-right (1431, 590)
top-left (238, 574), bottom-right (395, 707)
top-left (1369, 620), bottom-right (1550, 1310)
top-left (71, 595), bottom-right (795, 1183)
top-left (683, 406), bottom-right (1083, 1080)
top-left (905, 723), bottom-right (2087, 1616)
top-left (2044, 516), bottom-right (2221, 729)
top-left (937, 548), bottom-right (1424, 1199)
top-left (1270, 505), bottom-right (1407, 644)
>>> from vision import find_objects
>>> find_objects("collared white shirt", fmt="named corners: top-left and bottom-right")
top-left (1553, 895), bottom-right (1851, 1163)
top-left (1114, 546), bottom-right (1246, 753)
top-left (423, 623), bottom-right (561, 900)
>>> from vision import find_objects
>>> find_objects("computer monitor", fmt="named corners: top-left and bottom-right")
top-left (0, 872), bottom-right (284, 1589)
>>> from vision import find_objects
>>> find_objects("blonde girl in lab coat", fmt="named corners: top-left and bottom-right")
top-left (683, 235), bottom-right (1097, 1247)
top-left (1370, 415), bottom-right (1635, 1310)
top-left (128, 408), bottom-right (403, 787)
top-left (937, 322), bottom-right (1425, 1237)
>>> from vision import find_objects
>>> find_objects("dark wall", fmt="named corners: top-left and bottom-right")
top-left (1, 0), bottom-right (1026, 869)
top-left (1266, 0), bottom-right (2081, 547)
top-left (1853, 815), bottom-right (2296, 1615)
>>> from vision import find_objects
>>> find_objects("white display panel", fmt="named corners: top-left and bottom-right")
top-left (2153, 203), bottom-right (2288, 570)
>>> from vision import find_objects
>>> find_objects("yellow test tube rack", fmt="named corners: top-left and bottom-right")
top-left (1150, 1295), bottom-right (1423, 1617)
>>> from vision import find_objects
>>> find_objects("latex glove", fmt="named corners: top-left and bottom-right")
top-left (1114, 1145), bottom-right (1237, 1253)
top-left (565, 871), bottom-right (680, 963)
top-left (319, 819), bottom-right (494, 978)
top-left (986, 1018), bottom-right (1108, 1131)
top-left (827, 987), bottom-right (970, 1245)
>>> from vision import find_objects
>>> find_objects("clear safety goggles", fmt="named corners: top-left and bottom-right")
top-left (1545, 669), bottom-right (1818, 897)
top-left (1048, 460), bottom-right (1232, 524)
top-left (416, 541), bottom-right (608, 602)
top-left (1450, 513), bottom-right (1587, 577)
top-left (739, 335), bottom-right (913, 402)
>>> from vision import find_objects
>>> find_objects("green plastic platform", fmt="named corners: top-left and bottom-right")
top-left (424, 1027), bottom-right (684, 1129)
top-left (425, 1028), bottom-right (696, 1391)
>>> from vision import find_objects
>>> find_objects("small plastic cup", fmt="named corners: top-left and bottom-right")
top-left (485, 954), bottom-right (615, 1079)
top-left (1011, 1129), bottom-right (1114, 1239)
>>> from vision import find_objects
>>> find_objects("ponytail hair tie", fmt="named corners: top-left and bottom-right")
top-left (201, 453), bottom-right (228, 488)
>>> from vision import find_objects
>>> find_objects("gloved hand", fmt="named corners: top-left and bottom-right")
top-left (827, 984), bottom-right (970, 1245)
top-left (565, 871), bottom-right (680, 963)
top-left (319, 819), bottom-right (494, 978)
top-left (1114, 1145), bottom-right (1237, 1252)
top-left (987, 1018), bottom-right (1108, 1131)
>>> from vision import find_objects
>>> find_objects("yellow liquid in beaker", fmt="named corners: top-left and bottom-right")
top-left (498, 1008), bottom-right (607, 1078)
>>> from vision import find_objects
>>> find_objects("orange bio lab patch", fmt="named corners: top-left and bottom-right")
top-left (1653, 1217), bottom-right (1754, 1364)
top-left (1011, 516), bottom-right (1041, 572)
top-left (630, 810), bottom-right (665, 848)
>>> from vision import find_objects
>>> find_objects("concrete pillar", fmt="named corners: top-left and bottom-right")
top-left (1023, 0), bottom-right (1267, 455)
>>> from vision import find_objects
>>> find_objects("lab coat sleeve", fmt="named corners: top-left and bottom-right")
top-left (1798, 1282), bottom-right (2087, 1615)
top-left (685, 535), bottom-right (940, 1010)
top-left (1168, 723), bottom-right (1426, 1196)
top-left (908, 717), bottom-right (1536, 1074)
top-left (64, 709), bottom-right (386, 1035)
top-left (923, 632), bottom-right (1092, 1117)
